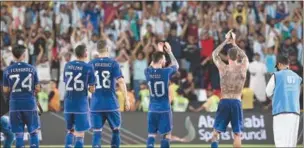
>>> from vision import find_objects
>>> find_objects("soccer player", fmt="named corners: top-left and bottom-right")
top-left (3, 45), bottom-right (41, 148)
top-left (210, 31), bottom-right (249, 148)
top-left (266, 55), bottom-right (302, 147)
top-left (0, 116), bottom-right (14, 148)
top-left (145, 42), bottom-right (179, 148)
top-left (63, 44), bottom-right (96, 148)
top-left (89, 40), bottom-right (130, 148)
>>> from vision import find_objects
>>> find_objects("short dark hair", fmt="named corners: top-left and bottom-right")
top-left (12, 45), bottom-right (26, 59)
top-left (75, 44), bottom-right (86, 58)
top-left (97, 40), bottom-right (107, 53)
top-left (277, 54), bottom-right (289, 65)
top-left (152, 51), bottom-right (165, 63)
top-left (228, 47), bottom-right (238, 61)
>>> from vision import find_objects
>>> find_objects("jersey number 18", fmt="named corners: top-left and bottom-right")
top-left (95, 71), bottom-right (111, 89)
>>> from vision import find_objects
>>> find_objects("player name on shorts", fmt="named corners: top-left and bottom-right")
top-left (66, 65), bottom-right (83, 71)
top-left (9, 67), bottom-right (34, 73)
top-left (94, 63), bottom-right (112, 67)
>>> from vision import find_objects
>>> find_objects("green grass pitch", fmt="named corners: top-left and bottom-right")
top-left (25, 144), bottom-right (303, 148)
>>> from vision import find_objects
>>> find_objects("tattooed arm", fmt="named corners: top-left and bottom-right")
top-left (164, 42), bottom-right (179, 69)
top-left (212, 40), bottom-right (228, 70)
top-left (230, 32), bottom-right (249, 69)
top-left (233, 44), bottom-right (249, 69)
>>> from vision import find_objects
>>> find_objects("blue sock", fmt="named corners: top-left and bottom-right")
top-left (92, 131), bottom-right (102, 148)
top-left (65, 132), bottom-right (74, 148)
top-left (30, 132), bottom-right (39, 148)
top-left (211, 141), bottom-right (219, 148)
top-left (75, 137), bottom-right (84, 148)
top-left (111, 130), bottom-right (120, 148)
top-left (4, 132), bottom-right (14, 148)
top-left (15, 133), bottom-right (24, 148)
top-left (160, 138), bottom-right (170, 148)
top-left (146, 136), bottom-right (155, 148)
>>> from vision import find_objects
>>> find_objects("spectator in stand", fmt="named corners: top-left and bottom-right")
top-left (200, 30), bottom-right (214, 60)
top-left (56, 4), bottom-right (70, 35)
top-left (249, 53), bottom-right (267, 103)
top-left (48, 80), bottom-right (61, 112)
top-left (289, 52), bottom-right (303, 77)
top-left (183, 35), bottom-right (202, 88)
top-left (242, 80), bottom-right (254, 110)
top-left (167, 25), bottom-right (184, 63)
top-left (138, 83), bottom-right (150, 112)
top-left (131, 40), bottom-right (151, 100)
top-left (253, 33), bottom-right (266, 62)
top-left (265, 47), bottom-right (277, 73)
top-left (195, 85), bottom-right (219, 112)
top-left (84, 2), bottom-right (101, 34)
top-left (172, 89), bottom-right (189, 112)
top-left (127, 87), bottom-right (136, 112)
top-left (116, 49), bottom-right (131, 86)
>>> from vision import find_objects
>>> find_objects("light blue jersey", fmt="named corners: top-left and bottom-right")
top-left (272, 69), bottom-right (302, 115)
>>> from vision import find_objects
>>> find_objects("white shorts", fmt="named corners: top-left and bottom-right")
top-left (273, 113), bottom-right (299, 147)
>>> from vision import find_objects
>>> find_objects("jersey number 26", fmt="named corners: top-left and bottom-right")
top-left (65, 72), bottom-right (84, 91)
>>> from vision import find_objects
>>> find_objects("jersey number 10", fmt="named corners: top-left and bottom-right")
top-left (148, 81), bottom-right (165, 97)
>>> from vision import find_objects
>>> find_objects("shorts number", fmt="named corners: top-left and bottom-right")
top-left (287, 76), bottom-right (296, 84)
top-left (65, 72), bottom-right (84, 91)
top-left (9, 74), bottom-right (32, 92)
top-left (148, 81), bottom-right (165, 97)
top-left (95, 71), bottom-right (111, 89)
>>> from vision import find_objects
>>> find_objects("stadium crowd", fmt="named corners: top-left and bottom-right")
top-left (1, 1), bottom-right (303, 112)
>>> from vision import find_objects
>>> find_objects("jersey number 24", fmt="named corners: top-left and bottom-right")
top-left (9, 74), bottom-right (32, 92)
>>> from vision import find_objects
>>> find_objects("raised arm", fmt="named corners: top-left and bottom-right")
top-left (212, 39), bottom-right (228, 70)
top-left (164, 42), bottom-right (179, 69)
top-left (231, 32), bottom-right (249, 69)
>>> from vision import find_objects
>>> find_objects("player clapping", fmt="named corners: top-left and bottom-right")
top-left (145, 42), bottom-right (179, 148)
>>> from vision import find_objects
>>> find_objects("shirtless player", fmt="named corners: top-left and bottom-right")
top-left (210, 30), bottom-right (249, 148)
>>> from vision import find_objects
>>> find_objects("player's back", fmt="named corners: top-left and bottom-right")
top-left (90, 57), bottom-right (122, 111)
top-left (3, 62), bottom-right (39, 111)
top-left (64, 60), bottom-right (95, 113)
top-left (145, 66), bottom-right (177, 112)
top-left (220, 65), bottom-right (246, 99)
top-left (272, 69), bottom-right (302, 115)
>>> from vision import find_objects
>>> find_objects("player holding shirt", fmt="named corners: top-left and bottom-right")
top-left (63, 45), bottom-right (96, 148)
top-left (145, 42), bottom-right (179, 148)
top-left (89, 40), bottom-right (130, 148)
top-left (3, 45), bottom-right (41, 148)
top-left (210, 31), bottom-right (249, 148)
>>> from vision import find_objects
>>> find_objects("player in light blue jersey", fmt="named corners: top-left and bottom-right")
top-left (63, 44), bottom-right (96, 148)
top-left (145, 42), bottom-right (179, 148)
top-left (3, 45), bottom-right (41, 148)
top-left (89, 40), bottom-right (130, 148)
top-left (266, 55), bottom-right (302, 147)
